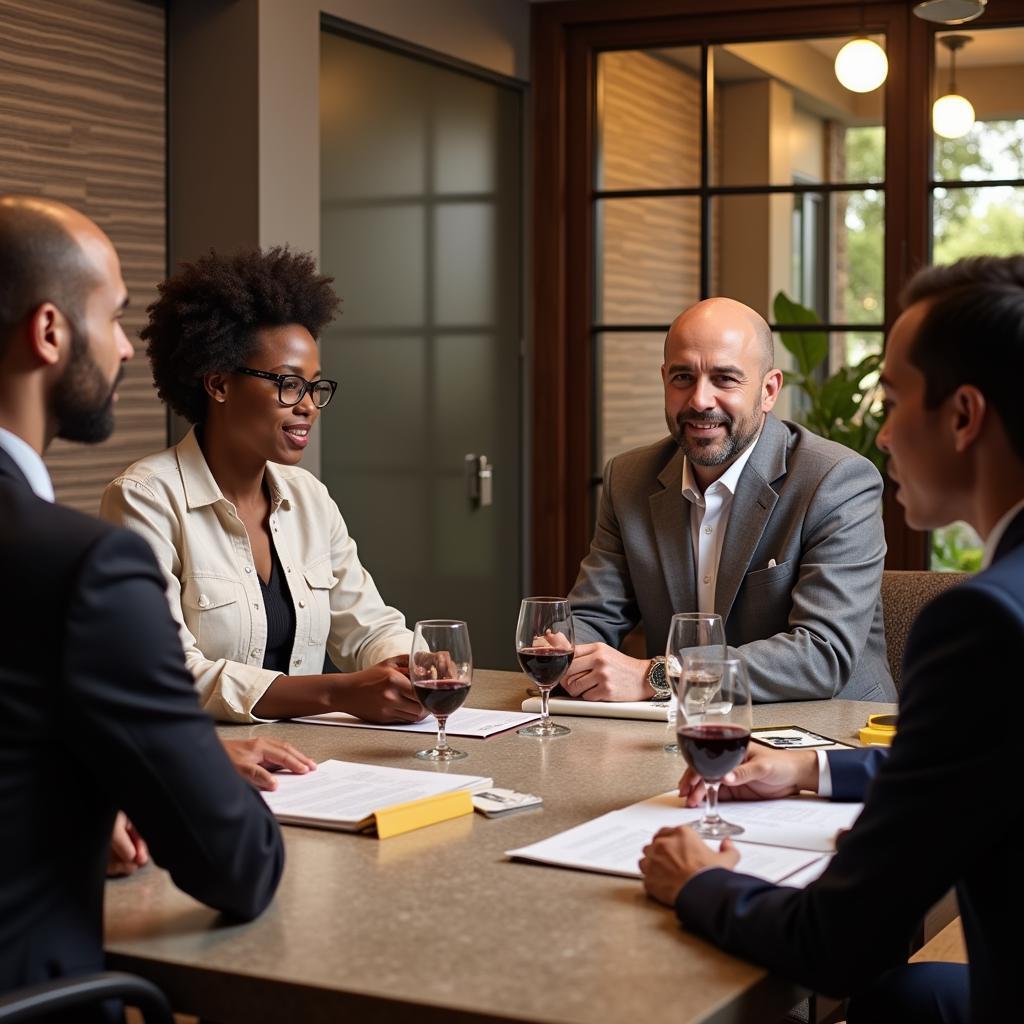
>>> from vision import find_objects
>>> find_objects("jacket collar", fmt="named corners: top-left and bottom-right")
top-left (175, 427), bottom-right (293, 512)
top-left (992, 502), bottom-right (1024, 564)
top-left (650, 413), bottom-right (789, 621)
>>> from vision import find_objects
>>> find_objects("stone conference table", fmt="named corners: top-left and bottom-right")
top-left (104, 670), bottom-right (894, 1024)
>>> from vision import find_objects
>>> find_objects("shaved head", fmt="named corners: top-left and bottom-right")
top-left (666, 297), bottom-right (774, 377)
top-left (0, 195), bottom-right (103, 354)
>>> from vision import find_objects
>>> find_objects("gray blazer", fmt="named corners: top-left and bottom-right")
top-left (569, 414), bottom-right (895, 702)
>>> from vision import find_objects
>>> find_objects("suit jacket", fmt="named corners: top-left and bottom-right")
top-left (569, 414), bottom-right (894, 701)
top-left (0, 448), bottom-right (285, 1002)
top-left (675, 509), bottom-right (1024, 1023)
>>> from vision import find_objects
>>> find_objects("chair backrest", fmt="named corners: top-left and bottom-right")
top-left (881, 570), bottom-right (967, 691)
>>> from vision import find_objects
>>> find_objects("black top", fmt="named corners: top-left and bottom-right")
top-left (259, 543), bottom-right (296, 674)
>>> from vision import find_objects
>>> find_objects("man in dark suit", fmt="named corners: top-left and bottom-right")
top-left (0, 194), bottom-right (309, 1002)
top-left (639, 256), bottom-right (1024, 1023)
top-left (565, 297), bottom-right (893, 704)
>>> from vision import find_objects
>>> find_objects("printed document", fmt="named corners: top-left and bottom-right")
top-left (507, 792), bottom-right (862, 887)
top-left (263, 759), bottom-right (492, 831)
top-left (297, 707), bottom-right (541, 737)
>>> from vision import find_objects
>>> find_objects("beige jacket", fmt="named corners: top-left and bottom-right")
top-left (100, 429), bottom-right (413, 722)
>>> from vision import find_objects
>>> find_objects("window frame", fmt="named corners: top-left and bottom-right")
top-left (531, 0), bottom-right (1024, 595)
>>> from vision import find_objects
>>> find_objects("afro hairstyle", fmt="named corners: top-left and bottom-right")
top-left (142, 246), bottom-right (340, 424)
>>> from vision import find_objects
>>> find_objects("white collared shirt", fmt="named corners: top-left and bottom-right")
top-left (981, 497), bottom-right (1024, 569)
top-left (680, 430), bottom-right (761, 614)
top-left (0, 427), bottom-right (54, 502)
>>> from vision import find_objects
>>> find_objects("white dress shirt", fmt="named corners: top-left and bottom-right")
top-left (982, 497), bottom-right (1024, 569)
top-left (680, 431), bottom-right (761, 613)
top-left (0, 427), bottom-right (54, 502)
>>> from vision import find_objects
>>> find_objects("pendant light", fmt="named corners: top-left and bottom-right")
top-left (914, 1), bottom-right (987, 25)
top-left (933, 35), bottom-right (976, 140)
top-left (834, 37), bottom-right (889, 93)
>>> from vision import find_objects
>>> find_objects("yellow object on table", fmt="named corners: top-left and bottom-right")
top-left (858, 712), bottom-right (897, 746)
top-left (372, 789), bottom-right (474, 839)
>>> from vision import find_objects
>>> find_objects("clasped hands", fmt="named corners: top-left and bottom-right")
top-left (639, 744), bottom-right (820, 906)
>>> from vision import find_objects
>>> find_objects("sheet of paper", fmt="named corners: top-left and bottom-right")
top-left (297, 707), bottom-right (541, 737)
top-left (263, 759), bottom-right (491, 827)
top-left (622, 792), bottom-right (862, 853)
top-left (520, 696), bottom-right (669, 721)
top-left (506, 809), bottom-right (824, 885)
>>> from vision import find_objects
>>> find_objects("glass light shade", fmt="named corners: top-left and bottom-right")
top-left (834, 38), bottom-right (889, 93)
top-left (932, 92), bottom-right (975, 138)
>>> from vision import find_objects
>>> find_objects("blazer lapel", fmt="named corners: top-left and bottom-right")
top-left (994, 507), bottom-right (1024, 562)
top-left (0, 446), bottom-right (32, 491)
top-left (714, 415), bottom-right (787, 623)
top-left (649, 449), bottom-right (696, 615)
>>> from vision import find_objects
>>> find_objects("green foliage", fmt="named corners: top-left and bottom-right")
top-left (931, 523), bottom-right (983, 573)
top-left (773, 291), bottom-right (885, 472)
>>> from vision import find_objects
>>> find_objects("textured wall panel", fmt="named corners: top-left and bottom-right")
top-left (0, 0), bottom-right (166, 513)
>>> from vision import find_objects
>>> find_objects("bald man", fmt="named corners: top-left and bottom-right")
top-left (0, 195), bottom-right (301, 1005)
top-left (565, 297), bottom-right (894, 703)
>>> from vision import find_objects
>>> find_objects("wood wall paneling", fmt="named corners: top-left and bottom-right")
top-left (0, 0), bottom-right (167, 514)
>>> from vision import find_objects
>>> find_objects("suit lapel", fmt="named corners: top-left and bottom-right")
top-left (994, 507), bottom-right (1024, 562)
top-left (0, 445), bottom-right (32, 491)
top-left (714, 415), bottom-right (788, 623)
top-left (650, 449), bottom-right (696, 615)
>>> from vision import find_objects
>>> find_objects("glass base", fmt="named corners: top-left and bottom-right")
top-left (664, 742), bottom-right (679, 754)
top-left (518, 721), bottom-right (571, 737)
top-left (689, 818), bottom-right (744, 838)
top-left (415, 747), bottom-right (468, 761)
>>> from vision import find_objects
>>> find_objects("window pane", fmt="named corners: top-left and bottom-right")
top-left (711, 38), bottom-right (885, 187)
top-left (933, 184), bottom-right (1024, 262)
top-left (711, 189), bottom-right (885, 324)
top-left (596, 48), bottom-right (701, 190)
top-left (931, 522), bottom-right (983, 572)
top-left (596, 196), bottom-right (701, 324)
top-left (595, 332), bottom-right (668, 473)
top-left (932, 27), bottom-right (1024, 182)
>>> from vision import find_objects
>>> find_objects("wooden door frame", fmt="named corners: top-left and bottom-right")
top-left (530, 0), bottom-right (1024, 593)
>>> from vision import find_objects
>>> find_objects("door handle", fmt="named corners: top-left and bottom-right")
top-left (464, 454), bottom-right (493, 508)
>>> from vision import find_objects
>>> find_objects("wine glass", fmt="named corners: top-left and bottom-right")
top-left (515, 598), bottom-right (574, 738)
top-left (677, 655), bottom-right (752, 838)
top-left (663, 613), bottom-right (726, 754)
top-left (409, 620), bottom-right (473, 762)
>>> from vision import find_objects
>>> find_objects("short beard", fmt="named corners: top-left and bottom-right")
top-left (52, 319), bottom-right (121, 444)
top-left (668, 407), bottom-right (763, 468)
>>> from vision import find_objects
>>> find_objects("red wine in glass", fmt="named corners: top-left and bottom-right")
top-left (677, 724), bottom-right (750, 780)
top-left (412, 679), bottom-right (471, 718)
top-left (411, 620), bottom-right (472, 762)
top-left (516, 598), bottom-right (574, 737)
top-left (517, 648), bottom-right (573, 687)
top-left (677, 655), bottom-right (752, 838)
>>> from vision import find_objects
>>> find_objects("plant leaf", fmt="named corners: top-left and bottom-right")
top-left (773, 291), bottom-right (828, 376)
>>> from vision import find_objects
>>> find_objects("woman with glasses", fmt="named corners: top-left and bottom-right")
top-left (101, 247), bottom-right (425, 725)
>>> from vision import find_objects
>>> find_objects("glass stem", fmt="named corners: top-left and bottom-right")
top-left (540, 686), bottom-right (552, 728)
top-left (436, 715), bottom-right (449, 752)
top-left (703, 781), bottom-right (722, 825)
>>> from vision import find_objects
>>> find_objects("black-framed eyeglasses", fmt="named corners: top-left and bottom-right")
top-left (233, 368), bottom-right (338, 409)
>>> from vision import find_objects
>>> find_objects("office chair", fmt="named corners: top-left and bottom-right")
top-left (881, 569), bottom-right (967, 691)
top-left (0, 971), bottom-right (173, 1023)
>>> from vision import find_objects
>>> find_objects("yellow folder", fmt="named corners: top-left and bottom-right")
top-left (371, 789), bottom-right (474, 839)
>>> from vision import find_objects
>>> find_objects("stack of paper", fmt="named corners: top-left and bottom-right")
top-left (507, 792), bottom-right (862, 887)
top-left (297, 707), bottom-right (542, 737)
top-left (263, 759), bottom-right (493, 834)
top-left (520, 696), bottom-right (669, 721)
